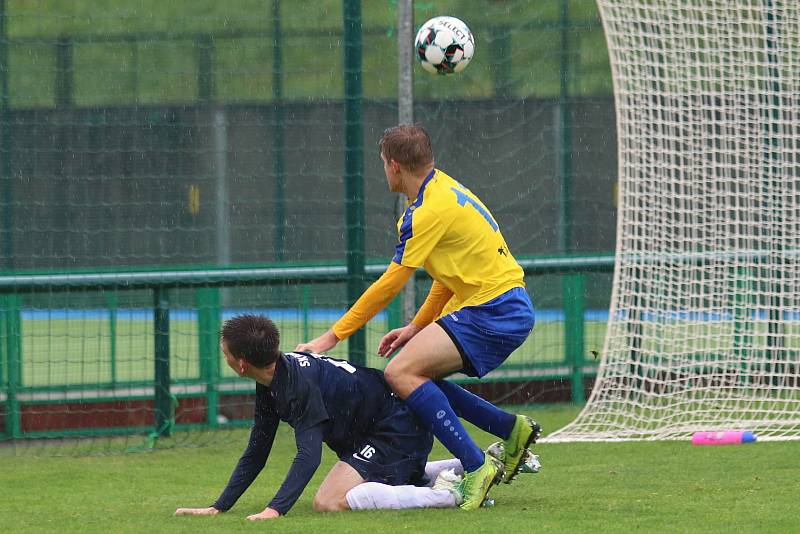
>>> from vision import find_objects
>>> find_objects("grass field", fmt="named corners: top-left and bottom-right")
top-left (1, 404), bottom-right (797, 533)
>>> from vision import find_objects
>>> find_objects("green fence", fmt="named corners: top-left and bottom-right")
top-left (0, 254), bottom-right (613, 441)
top-left (0, 1), bottom-right (618, 448)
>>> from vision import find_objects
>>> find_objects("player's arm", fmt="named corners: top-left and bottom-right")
top-left (333, 262), bottom-right (416, 338)
top-left (295, 262), bottom-right (415, 353)
top-left (411, 280), bottom-right (453, 329)
top-left (209, 389), bottom-right (280, 513)
top-left (258, 423), bottom-right (325, 517)
top-left (377, 280), bottom-right (453, 358)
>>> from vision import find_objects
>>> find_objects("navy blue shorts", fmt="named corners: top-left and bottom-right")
top-left (436, 287), bottom-right (535, 378)
top-left (342, 400), bottom-right (434, 486)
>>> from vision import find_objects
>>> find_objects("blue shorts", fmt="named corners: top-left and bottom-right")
top-left (436, 287), bottom-right (535, 378)
top-left (342, 400), bottom-right (434, 486)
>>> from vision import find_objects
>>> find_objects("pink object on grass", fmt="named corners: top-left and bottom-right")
top-left (691, 430), bottom-right (757, 445)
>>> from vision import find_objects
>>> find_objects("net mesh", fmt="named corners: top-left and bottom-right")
top-left (546, 0), bottom-right (800, 442)
top-left (0, 1), bottom-right (616, 453)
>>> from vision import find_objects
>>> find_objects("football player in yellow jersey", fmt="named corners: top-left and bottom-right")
top-left (296, 125), bottom-right (540, 510)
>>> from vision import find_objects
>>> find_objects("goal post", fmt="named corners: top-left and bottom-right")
top-left (545, 0), bottom-right (800, 442)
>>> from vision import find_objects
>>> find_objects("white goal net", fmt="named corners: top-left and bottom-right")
top-left (546, 0), bottom-right (800, 442)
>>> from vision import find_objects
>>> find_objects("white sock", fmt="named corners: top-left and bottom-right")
top-left (345, 482), bottom-right (458, 510)
top-left (424, 459), bottom-right (464, 485)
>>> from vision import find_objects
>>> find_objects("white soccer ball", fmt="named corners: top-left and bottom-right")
top-left (414, 16), bottom-right (475, 75)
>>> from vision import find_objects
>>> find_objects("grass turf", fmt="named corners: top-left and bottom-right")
top-left (1, 404), bottom-right (797, 533)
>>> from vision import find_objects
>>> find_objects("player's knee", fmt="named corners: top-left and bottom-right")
top-left (312, 493), bottom-right (348, 513)
top-left (384, 360), bottom-right (425, 398)
top-left (383, 361), bottom-right (402, 389)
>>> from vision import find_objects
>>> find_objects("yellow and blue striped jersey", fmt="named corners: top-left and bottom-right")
top-left (392, 168), bottom-right (525, 315)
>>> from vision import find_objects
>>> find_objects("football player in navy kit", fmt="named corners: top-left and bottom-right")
top-left (174, 314), bottom-right (478, 520)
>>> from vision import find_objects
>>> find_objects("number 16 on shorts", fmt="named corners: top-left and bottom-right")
top-left (353, 444), bottom-right (376, 462)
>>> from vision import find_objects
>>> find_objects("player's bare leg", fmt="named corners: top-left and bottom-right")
top-left (383, 323), bottom-right (502, 510)
top-left (383, 322), bottom-right (463, 397)
top-left (312, 461), bottom-right (365, 512)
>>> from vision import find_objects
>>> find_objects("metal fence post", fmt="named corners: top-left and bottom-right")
top-left (387, 294), bottom-right (402, 332)
top-left (556, 0), bottom-right (573, 254)
top-left (197, 287), bottom-right (221, 426)
top-left (492, 27), bottom-right (512, 97)
top-left (55, 36), bottom-right (73, 107)
top-left (272, 0), bottom-right (286, 263)
top-left (196, 34), bottom-right (214, 103)
top-left (343, 0), bottom-right (366, 366)
top-left (301, 285), bottom-right (311, 340)
top-left (397, 0), bottom-right (415, 324)
top-left (2, 294), bottom-right (21, 438)
top-left (107, 292), bottom-right (118, 386)
top-left (0, 0), bottom-right (13, 271)
top-left (563, 273), bottom-right (585, 403)
top-left (153, 287), bottom-right (172, 437)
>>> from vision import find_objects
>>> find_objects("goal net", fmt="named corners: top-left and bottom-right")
top-left (546, 0), bottom-right (800, 442)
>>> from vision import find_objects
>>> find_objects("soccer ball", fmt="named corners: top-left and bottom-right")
top-left (414, 16), bottom-right (475, 75)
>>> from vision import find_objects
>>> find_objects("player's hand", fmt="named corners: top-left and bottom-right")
top-left (295, 329), bottom-right (339, 354)
top-left (378, 324), bottom-right (421, 358)
top-left (174, 506), bottom-right (220, 516)
top-left (247, 507), bottom-right (281, 521)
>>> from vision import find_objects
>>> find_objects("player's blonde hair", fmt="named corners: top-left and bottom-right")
top-left (379, 124), bottom-right (434, 172)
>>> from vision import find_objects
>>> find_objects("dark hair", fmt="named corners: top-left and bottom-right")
top-left (220, 314), bottom-right (281, 368)
top-left (379, 124), bottom-right (434, 172)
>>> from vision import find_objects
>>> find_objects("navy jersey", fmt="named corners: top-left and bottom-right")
top-left (212, 352), bottom-right (421, 515)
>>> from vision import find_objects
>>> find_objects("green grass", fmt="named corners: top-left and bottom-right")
top-left (1, 404), bottom-right (797, 533)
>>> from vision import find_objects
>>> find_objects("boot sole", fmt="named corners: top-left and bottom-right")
top-left (503, 420), bottom-right (542, 484)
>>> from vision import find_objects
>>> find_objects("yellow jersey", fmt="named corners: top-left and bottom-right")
top-left (392, 168), bottom-right (524, 316)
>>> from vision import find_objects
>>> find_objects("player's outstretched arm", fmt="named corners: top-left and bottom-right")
top-left (295, 329), bottom-right (339, 354)
top-left (264, 424), bottom-right (325, 516)
top-left (207, 390), bottom-right (280, 514)
top-left (174, 507), bottom-right (220, 516)
top-left (296, 263), bottom-right (414, 353)
top-left (377, 280), bottom-right (452, 358)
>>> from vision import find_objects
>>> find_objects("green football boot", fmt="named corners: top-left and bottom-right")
top-left (457, 454), bottom-right (504, 510)
top-left (501, 415), bottom-right (542, 483)
top-left (486, 441), bottom-right (542, 476)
